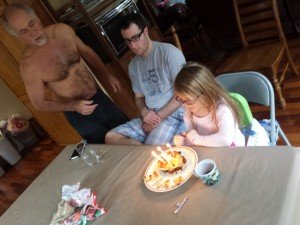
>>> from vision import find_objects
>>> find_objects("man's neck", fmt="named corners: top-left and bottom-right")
top-left (141, 40), bottom-right (153, 58)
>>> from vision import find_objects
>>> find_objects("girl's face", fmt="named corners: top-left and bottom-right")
top-left (175, 92), bottom-right (211, 117)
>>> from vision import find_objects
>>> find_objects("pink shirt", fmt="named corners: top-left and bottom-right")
top-left (184, 104), bottom-right (245, 147)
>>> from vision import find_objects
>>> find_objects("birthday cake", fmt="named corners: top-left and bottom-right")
top-left (157, 151), bottom-right (187, 174)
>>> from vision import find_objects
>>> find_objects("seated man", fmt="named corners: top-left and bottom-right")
top-left (105, 13), bottom-right (186, 145)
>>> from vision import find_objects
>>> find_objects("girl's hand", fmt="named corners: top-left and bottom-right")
top-left (173, 135), bottom-right (185, 146)
top-left (181, 132), bottom-right (187, 137)
top-left (185, 129), bottom-right (198, 142)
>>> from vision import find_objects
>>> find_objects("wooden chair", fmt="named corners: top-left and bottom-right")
top-left (216, 0), bottom-right (299, 109)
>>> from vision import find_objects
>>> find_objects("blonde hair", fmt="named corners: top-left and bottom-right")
top-left (174, 62), bottom-right (241, 127)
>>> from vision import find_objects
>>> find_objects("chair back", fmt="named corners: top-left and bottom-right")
top-left (229, 92), bottom-right (253, 128)
top-left (216, 71), bottom-right (276, 144)
top-left (232, 0), bottom-right (286, 47)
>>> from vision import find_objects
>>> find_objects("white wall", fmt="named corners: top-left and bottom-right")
top-left (0, 78), bottom-right (32, 121)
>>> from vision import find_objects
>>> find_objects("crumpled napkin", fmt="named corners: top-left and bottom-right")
top-left (50, 183), bottom-right (107, 225)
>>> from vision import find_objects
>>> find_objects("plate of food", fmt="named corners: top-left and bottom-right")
top-left (144, 146), bottom-right (198, 192)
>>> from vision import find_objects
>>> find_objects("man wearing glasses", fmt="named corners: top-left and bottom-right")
top-left (105, 13), bottom-right (186, 145)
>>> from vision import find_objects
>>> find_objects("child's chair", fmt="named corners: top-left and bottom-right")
top-left (229, 92), bottom-right (253, 129)
top-left (229, 92), bottom-right (268, 146)
top-left (216, 71), bottom-right (291, 146)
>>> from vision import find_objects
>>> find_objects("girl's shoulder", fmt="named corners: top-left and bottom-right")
top-left (216, 101), bottom-right (232, 115)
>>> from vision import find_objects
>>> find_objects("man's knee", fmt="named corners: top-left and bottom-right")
top-left (105, 130), bottom-right (124, 144)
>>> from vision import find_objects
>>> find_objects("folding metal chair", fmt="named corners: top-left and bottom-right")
top-left (216, 71), bottom-right (291, 146)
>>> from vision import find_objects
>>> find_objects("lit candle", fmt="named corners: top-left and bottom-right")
top-left (166, 143), bottom-right (175, 157)
top-left (151, 151), bottom-right (166, 162)
top-left (157, 146), bottom-right (170, 162)
top-left (166, 143), bottom-right (173, 151)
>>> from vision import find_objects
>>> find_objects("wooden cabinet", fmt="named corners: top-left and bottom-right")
top-left (0, 40), bottom-right (26, 97)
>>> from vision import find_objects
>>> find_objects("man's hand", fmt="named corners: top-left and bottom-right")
top-left (108, 75), bottom-right (122, 92)
top-left (142, 123), bottom-right (157, 134)
top-left (141, 109), bottom-right (161, 125)
top-left (74, 100), bottom-right (98, 115)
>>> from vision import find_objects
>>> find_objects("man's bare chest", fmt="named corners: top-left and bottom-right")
top-left (33, 40), bottom-right (80, 82)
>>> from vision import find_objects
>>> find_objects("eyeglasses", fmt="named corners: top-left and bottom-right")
top-left (175, 95), bottom-right (200, 105)
top-left (124, 28), bottom-right (145, 44)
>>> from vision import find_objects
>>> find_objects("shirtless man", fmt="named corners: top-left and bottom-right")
top-left (3, 3), bottom-right (128, 143)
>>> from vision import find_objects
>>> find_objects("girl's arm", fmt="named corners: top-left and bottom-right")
top-left (186, 105), bottom-right (241, 147)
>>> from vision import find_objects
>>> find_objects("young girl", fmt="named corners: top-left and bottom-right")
top-left (173, 62), bottom-right (245, 147)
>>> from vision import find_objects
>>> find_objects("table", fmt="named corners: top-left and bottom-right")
top-left (1, 145), bottom-right (300, 225)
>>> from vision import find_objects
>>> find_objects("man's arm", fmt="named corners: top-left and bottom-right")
top-left (142, 97), bottom-right (182, 135)
top-left (156, 96), bottom-right (182, 120)
top-left (156, 44), bottom-right (185, 120)
top-left (71, 26), bottom-right (121, 92)
top-left (135, 93), bottom-right (160, 125)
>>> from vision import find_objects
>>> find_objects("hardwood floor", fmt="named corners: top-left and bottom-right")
top-left (0, 136), bottom-right (64, 216)
top-left (0, 37), bottom-right (300, 217)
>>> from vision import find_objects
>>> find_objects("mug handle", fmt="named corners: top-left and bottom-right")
top-left (193, 170), bottom-right (199, 178)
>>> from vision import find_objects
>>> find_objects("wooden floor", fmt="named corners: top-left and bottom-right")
top-left (0, 137), bottom-right (64, 216)
top-left (0, 37), bottom-right (300, 217)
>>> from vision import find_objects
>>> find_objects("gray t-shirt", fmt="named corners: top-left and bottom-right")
top-left (128, 41), bottom-right (186, 109)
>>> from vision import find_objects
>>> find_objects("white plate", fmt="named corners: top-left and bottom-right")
top-left (144, 146), bottom-right (198, 192)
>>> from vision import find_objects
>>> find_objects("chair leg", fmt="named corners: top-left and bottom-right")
top-left (170, 25), bottom-right (182, 51)
top-left (271, 73), bottom-right (286, 109)
top-left (285, 46), bottom-right (299, 76)
top-left (278, 126), bottom-right (291, 146)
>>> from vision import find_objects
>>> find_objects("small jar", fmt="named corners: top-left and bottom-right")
top-left (0, 120), bottom-right (7, 135)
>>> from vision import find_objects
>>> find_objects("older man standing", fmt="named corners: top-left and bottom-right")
top-left (2, 3), bottom-right (128, 143)
top-left (105, 13), bottom-right (186, 145)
